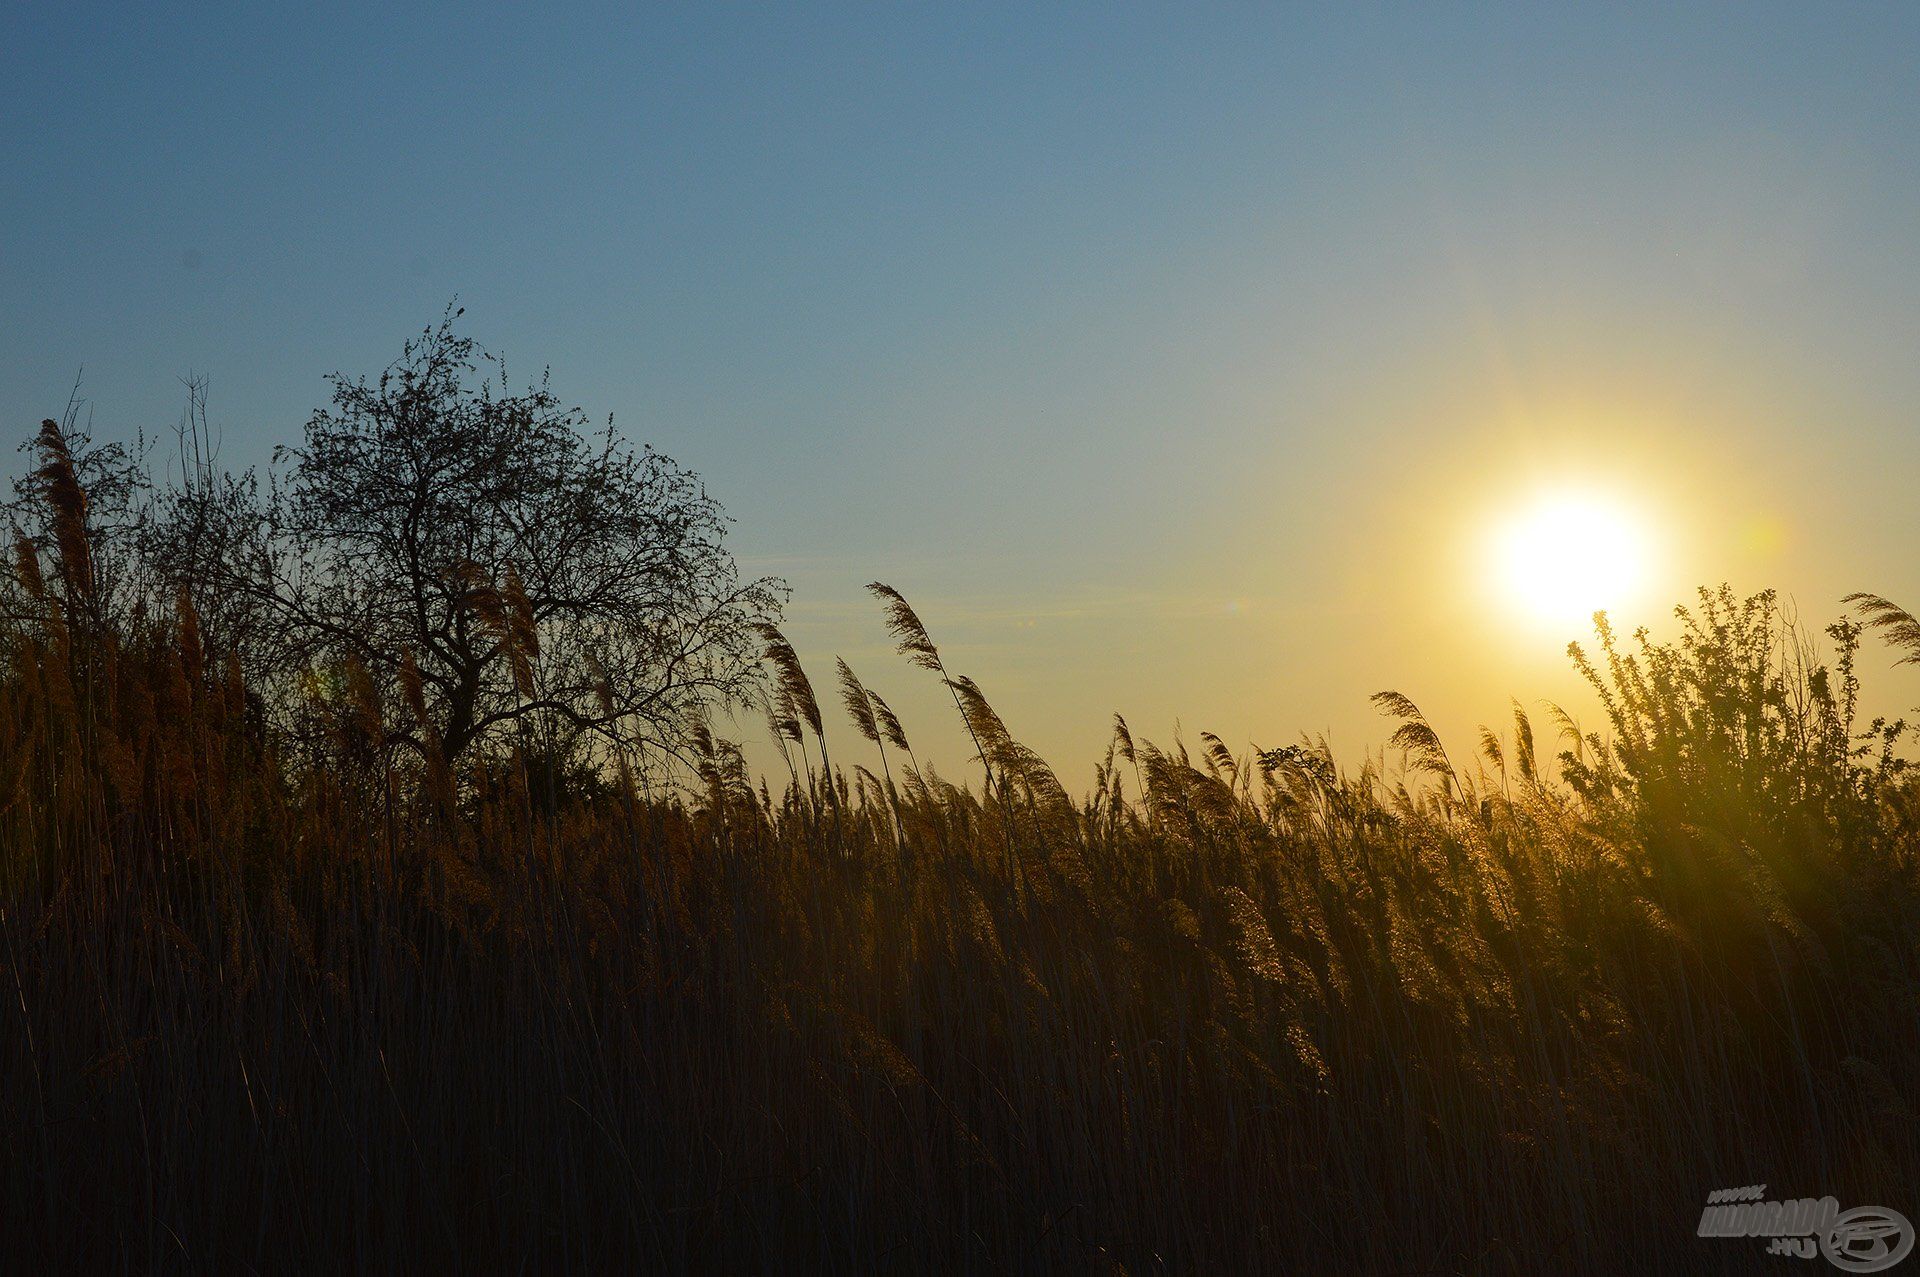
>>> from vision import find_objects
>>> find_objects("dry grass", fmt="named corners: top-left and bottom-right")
top-left (3, 461), bottom-right (1918, 1273)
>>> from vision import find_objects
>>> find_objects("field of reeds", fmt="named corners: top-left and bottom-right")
top-left (4, 420), bottom-right (1920, 1273)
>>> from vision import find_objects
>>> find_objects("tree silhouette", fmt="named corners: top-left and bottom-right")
top-left (151, 309), bottom-right (783, 769)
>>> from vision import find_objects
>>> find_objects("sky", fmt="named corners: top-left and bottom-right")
top-left (6, 3), bottom-right (1920, 784)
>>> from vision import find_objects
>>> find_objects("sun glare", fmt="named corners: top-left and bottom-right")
top-left (1494, 490), bottom-right (1650, 628)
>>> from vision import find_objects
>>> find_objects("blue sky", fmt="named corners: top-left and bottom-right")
top-left (7, 3), bottom-right (1920, 775)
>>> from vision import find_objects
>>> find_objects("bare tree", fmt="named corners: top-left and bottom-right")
top-left (149, 309), bottom-right (784, 769)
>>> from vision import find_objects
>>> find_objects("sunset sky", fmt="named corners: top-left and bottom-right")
top-left (6, 3), bottom-right (1920, 778)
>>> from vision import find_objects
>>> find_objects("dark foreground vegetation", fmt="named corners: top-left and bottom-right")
top-left (4, 333), bottom-right (1919, 1272)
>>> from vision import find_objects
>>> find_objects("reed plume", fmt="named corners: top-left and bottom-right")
top-left (1372, 689), bottom-right (1458, 791)
top-left (866, 581), bottom-right (942, 671)
top-left (1845, 591), bottom-right (1920, 664)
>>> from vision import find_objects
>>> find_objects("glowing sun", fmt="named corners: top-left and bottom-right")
top-left (1494, 490), bottom-right (1650, 627)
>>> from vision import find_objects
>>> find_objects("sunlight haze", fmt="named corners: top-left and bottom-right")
top-left (6, 2), bottom-right (1919, 778)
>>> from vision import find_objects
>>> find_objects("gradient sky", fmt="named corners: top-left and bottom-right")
top-left (7, 3), bottom-right (1920, 782)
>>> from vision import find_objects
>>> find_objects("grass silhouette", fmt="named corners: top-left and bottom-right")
top-left (2, 426), bottom-right (1917, 1273)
